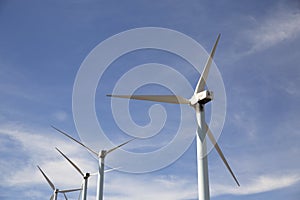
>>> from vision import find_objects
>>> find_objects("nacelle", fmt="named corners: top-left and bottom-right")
top-left (190, 90), bottom-right (213, 105)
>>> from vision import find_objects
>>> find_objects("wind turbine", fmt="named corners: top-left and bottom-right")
top-left (37, 165), bottom-right (81, 200)
top-left (55, 147), bottom-right (91, 200)
top-left (52, 126), bottom-right (134, 200)
top-left (55, 148), bottom-right (121, 200)
top-left (107, 34), bottom-right (239, 200)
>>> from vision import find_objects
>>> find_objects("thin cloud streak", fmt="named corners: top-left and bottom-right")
top-left (0, 125), bottom-right (97, 186)
top-left (211, 174), bottom-right (300, 196)
top-left (245, 6), bottom-right (300, 54)
top-left (105, 174), bottom-right (197, 200)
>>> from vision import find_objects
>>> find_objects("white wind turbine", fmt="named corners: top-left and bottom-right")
top-left (108, 34), bottom-right (239, 200)
top-left (37, 165), bottom-right (81, 200)
top-left (52, 126), bottom-right (134, 200)
top-left (55, 147), bottom-right (120, 200)
top-left (55, 147), bottom-right (91, 200)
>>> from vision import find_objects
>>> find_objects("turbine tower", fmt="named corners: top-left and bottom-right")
top-left (37, 165), bottom-right (81, 200)
top-left (107, 34), bottom-right (239, 200)
top-left (52, 126), bottom-right (134, 200)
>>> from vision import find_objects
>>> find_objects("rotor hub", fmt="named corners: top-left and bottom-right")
top-left (99, 150), bottom-right (107, 158)
top-left (189, 90), bottom-right (213, 106)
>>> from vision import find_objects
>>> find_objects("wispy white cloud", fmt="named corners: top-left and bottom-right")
top-left (0, 124), bottom-right (198, 199)
top-left (105, 173), bottom-right (197, 200)
top-left (211, 174), bottom-right (300, 196)
top-left (245, 6), bottom-right (300, 54)
top-left (103, 171), bottom-right (300, 199)
top-left (1, 123), bottom-right (299, 200)
top-left (0, 124), bottom-right (97, 187)
top-left (52, 110), bottom-right (69, 122)
top-left (278, 79), bottom-right (300, 96)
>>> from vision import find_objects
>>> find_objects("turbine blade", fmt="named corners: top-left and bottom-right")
top-left (89, 170), bottom-right (116, 176)
top-left (77, 183), bottom-right (83, 200)
top-left (63, 193), bottom-right (68, 200)
top-left (55, 147), bottom-right (85, 177)
top-left (89, 172), bottom-right (98, 176)
top-left (104, 167), bottom-right (121, 173)
top-left (50, 194), bottom-right (54, 200)
top-left (195, 34), bottom-right (221, 93)
top-left (106, 138), bottom-right (135, 155)
top-left (205, 124), bottom-right (240, 186)
top-left (51, 126), bottom-right (98, 156)
top-left (37, 165), bottom-right (55, 191)
top-left (107, 95), bottom-right (190, 104)
top-left (60, 188), bottom-right (82, 193)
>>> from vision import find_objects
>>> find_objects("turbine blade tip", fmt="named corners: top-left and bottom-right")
top-left (55, 147), bottom-right (63, 154)
top-left (51, 125), bottom-right (58, 130)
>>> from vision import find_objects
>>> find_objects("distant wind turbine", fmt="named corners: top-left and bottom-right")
top-left (37, 165), bottom-right (81, 200)
top-left (52, 126), bottom-right (134, 200)
top-left (55, 147), bottom-right (91, 200)
top-left (55, 147), bottom-right (120, 200)
top-left (107, 34), bottom-right (239, 200)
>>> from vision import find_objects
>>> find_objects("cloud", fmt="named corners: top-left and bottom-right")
top-left (245, 5), bottom-right (300, 54)
top-left (52, 110), bottom-right (68, 122)
top-left (0, 124), bottom-right (198, 199)
top-left (0, 124), bottom-right (97, 188)
top-left (211, 174), bottom-right (300, 196)
top-left (1, 123), bottom-right (299, 200)
top-left (105, 173), bottom-right (197, 200)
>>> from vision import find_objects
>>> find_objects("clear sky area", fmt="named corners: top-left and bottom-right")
top-left (0, 0), bottom-right (299, 200)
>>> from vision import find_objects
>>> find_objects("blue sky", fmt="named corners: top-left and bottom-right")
top-left (1, 0), bottom-right (300, 199)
